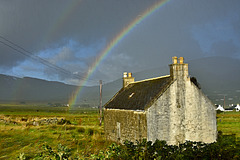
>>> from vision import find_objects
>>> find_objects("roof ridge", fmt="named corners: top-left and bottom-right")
top-left (131, 75), bottom-right (170, 84)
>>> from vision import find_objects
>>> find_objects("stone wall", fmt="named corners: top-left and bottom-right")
top-left (0, 115), bottom-right (69, 126)
top-left (104, 109), bottom-right (147, 144)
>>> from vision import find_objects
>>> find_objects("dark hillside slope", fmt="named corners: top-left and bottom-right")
top-left (0, 75), bottom-right (76, 103)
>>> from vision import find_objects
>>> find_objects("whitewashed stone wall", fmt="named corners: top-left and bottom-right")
top-left (147, 78), bottom-right (217, 145)
top-left (185, 80), bottom-right (217, 143)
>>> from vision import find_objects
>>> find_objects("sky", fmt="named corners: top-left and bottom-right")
top-left (0, 0), bottom-right (240, 86)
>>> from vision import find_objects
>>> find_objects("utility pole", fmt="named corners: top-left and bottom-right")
top-left (99, 80), bottom-right (102, 126)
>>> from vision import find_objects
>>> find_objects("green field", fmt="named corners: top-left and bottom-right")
top-left (217, 111), bottom-right (240, 141)
top-left (0, 104), bottom-right (239, 159)
top-left (0, 104), bottom-right (111, 159)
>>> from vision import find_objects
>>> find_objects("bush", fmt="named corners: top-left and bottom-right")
top-left (57, 119), bottom-right (71, 125)
top-left (86, 128), bottom-right (94, 136)
top-left (77, 127), bottom-right (85, 133)
top-left (92, 132), bottom-right (240, 159)
top-left (34, 144), bottom-right (72, 159)
top-left (20, 132), bottom-right (240, 159)
top-left (65, 126), bottom-right (76, 130)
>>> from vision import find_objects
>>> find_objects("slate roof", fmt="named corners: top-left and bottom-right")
top-left (104, 76), bottom-right (173, 110)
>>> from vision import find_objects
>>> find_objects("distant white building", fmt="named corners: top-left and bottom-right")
top-left (216, 104), bottom-right (240, 112)
top-left (216, 105), bottom-right (225, 111)
top-left (235, 104), bottom-right (240, 112)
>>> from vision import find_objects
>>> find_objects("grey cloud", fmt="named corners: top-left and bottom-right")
top-left (0, 46), bottom-right (25, 68)
top-left (41, 41), bottom-right (106, 84)
top-left (232, 18), bottom-right (240, 40)
top-left (49, 47), bottom-right (77, 64)
top-left (93, 53), bottom-right (139, 82)
top-left (210, 40), bottom-right (240, 57)
top-left (0, 0), bottom-right (157, 72)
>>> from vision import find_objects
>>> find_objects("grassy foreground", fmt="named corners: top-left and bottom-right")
top-left (0, 105), bottom-right (112, 159)
top-left (0, 105), bottom-right (239, 159)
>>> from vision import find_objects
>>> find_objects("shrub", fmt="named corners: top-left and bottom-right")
top-left (77, 127), bottom-right (85, 133)
top-left (65, 126), bottom-right (76, 130)
top-left (86, 128), bottom-right (94, 136)
top-left (57, 119), bottom-right (71, 125)
top-left (34, 144), bottom-right (72, 159)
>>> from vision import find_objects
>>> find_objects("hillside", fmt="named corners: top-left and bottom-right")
top-left (0, 74), bottom-right (76, 103)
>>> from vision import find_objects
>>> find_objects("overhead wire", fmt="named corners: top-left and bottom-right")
top-left (0, 35), bottom-right (98, 83)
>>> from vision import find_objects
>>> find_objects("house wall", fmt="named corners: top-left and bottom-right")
top-left (147, 78), bottom-right (217, 145)
top-left (104, 109), bottom-right (147, 144)
top-left (184, 80), bottom-right (217, 143)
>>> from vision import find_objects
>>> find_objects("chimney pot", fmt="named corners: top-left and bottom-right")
top-left (172, 56), bottom-right (178, 64)
top-left (179, 57), bottom-right (184, 64)
top-left (123, 72), bottom-right (128, 78)
top-left (128, 72), bottom-right (132, 78)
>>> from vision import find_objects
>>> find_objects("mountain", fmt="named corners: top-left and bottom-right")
top-left (0, 74), bottom-right (119, 106)
top-left (0, 56), bottom-right (239, 106)
top-left (0, 74), bottom-right (76, 103)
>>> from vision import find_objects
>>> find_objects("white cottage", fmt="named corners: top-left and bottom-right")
top-left (216, 105), bottom-right (225, 112)
top-left (235, 104), bottom-right (240, 112)
top-left (104, 57), bottom-right (217, 145)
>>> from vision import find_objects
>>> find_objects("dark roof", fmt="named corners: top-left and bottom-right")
top-left (104, 76), bottom-right (173, 110)
top-left (225, 106), bottom-right (236, 110)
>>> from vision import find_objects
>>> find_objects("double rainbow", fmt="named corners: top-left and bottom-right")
top-left (68, 0), bottom-right (170, 107)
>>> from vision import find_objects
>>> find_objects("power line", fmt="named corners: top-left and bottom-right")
top-left (0, 35), bottom-right (97, 83)
top-left (0, 36), bottom-right (83, 79)
top-left (0, 39), bottom-right (82, 80)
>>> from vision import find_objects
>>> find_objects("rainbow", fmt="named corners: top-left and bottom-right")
top-left (68, 0), bottom-right (170, 107)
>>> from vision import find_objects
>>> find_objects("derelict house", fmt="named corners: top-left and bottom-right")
top-left (104, 57), bottom-right (217, 145)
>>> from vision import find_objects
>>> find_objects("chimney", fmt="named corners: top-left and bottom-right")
top-left (169, 56), bottom-right (188, 80)
top-left (123, 72), bottom-right (135, 87)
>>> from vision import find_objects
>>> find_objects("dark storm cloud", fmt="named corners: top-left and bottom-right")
top-left (232, 18), bottom-right (240, 40)
top-left (0, 45), bottom-right (25, 69)
top-left (109, 0), bottom-right (240, 69)
top-left (0, 0), bottom-right (156, 68)
top-left (0, 0), bottom-right (240, 84)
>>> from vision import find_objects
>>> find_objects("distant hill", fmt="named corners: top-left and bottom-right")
top-left (0, 74), bottom-right (119, 106)
top-left (0, 74), bottom-right (76, 103)
top-left (0, 56), bottom-right (239, 106)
